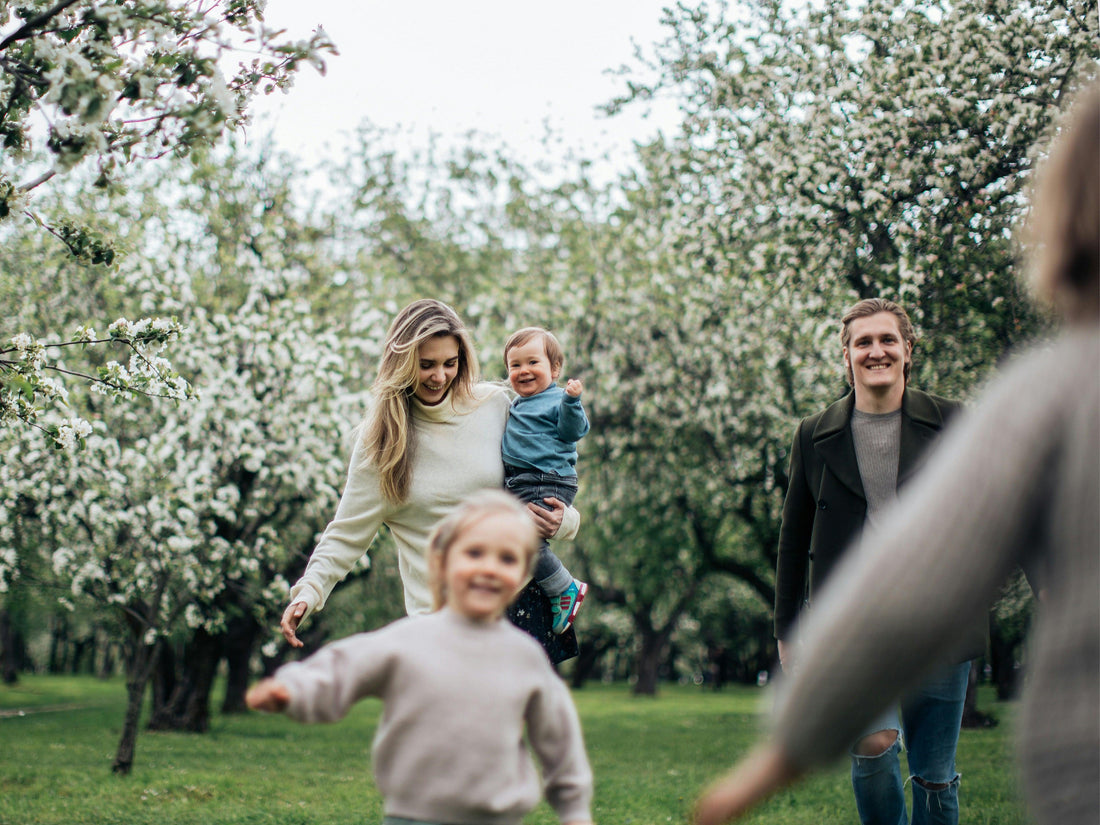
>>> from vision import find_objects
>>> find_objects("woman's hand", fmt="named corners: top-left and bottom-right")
top-left (246, 679), bottom-right (290, 713)
top-left (694, 744), bottom-right (802, 825)
top-left (280, 601), bottom-right (307, 648)
top-left (526, 496), bottom-right (566, 538)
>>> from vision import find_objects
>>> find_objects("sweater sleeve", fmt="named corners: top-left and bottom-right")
top-left (278, 630), bottom-right (393, 723)
top-left (557, 394), bottom-right (590, 443)
top-left (289, 430), bottom-right (388, 620)
top-left (525, 667), bottom-right (594, 821)
top-left (556, 503), bottom-right (581, 541)
top-left (552, 390), bottom-right (583, 541)
top-left (772, 345), bottom-right (1066, 769)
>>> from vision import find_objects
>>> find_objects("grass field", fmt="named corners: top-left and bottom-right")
top-left (1, 675), bottom-right (1031, 824)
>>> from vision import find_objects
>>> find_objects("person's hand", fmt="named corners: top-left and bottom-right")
top-left (565, 378), bottom-right (583, 398)
top-left (246, 679), bottom-right (290, 713)
top-left (280, 601), bottom-right (307, 648)
top-left (526, 496), bottom-right (566, 538)
top-left (694, 744), bottom-right (802, 825)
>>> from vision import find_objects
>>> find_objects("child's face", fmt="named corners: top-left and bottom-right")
top-left (506, 337), bottom-right (559, 398)
top-left (443, 512), bottom-right (530, 622)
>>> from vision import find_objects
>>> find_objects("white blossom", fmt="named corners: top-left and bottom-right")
top-left (10, 333), bottom-right (34, 351)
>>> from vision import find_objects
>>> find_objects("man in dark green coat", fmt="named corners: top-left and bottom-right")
top-left (773, 298), bottom-right (983, 825)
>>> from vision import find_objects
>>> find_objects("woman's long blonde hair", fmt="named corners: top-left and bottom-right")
top-left (363, 300), bottom-right (480, 503)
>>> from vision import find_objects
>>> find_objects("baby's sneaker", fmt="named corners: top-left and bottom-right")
top-left (551, 580), bottom-right (588, 635)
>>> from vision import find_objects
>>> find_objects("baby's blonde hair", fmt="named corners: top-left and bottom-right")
top-left (503, 327), bottom-right (565, 373)
top-left (427, 490), bottom-right (540, 611)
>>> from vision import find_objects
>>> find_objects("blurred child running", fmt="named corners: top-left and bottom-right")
top-left (248, 489), bottom-right (594, 825)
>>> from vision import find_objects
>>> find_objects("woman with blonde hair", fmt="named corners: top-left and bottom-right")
top-left (280, 299), bottom-right (580, 659)
top-left (695, 85), bottom-right (1099, 825)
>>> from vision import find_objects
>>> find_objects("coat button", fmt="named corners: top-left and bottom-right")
top-left (818, 501), bottom-right (828, 510)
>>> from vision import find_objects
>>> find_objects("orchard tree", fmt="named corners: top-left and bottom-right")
top-left (1, 0), bottom-right (334, 202)
top-left (0, 278), bottom-right (373, 772)
top-left (0, 0), bottom-right (335, 445)
top-left (548, 0), bottom-right (1098, 690)
top-left (613, 0), bottom-right (1096, 394)
top-left (495, 0), bottom-right (1098, 690)
top-left (530, 147), bottom-right (799, 694)
top-left (0, 140), bottom-right (380, 771)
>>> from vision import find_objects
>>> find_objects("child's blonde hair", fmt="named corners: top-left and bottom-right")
top-left (427, 490), bottom-right (540, 611)
top-left (503, 327), bottom-right (565, 373)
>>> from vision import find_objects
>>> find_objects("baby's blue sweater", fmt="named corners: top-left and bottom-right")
top-left (502, 386), bottom-right (589, 476)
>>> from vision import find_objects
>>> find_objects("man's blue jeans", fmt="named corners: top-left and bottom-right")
top-left (850, 660), bottom-right (971, 825)
top-left (503, 467), bottom-right (578, 596)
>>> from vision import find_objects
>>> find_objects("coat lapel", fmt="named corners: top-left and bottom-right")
top-left (812, 388), bottom-right (947, 498)
top-left (898, 389), bottom-right (948, 486)
top-left (812, 392), bottom-right (866, 500)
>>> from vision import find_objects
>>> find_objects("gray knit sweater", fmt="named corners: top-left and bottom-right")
top-left (276, 608), bottom-right (593, 824)
top-left (774, 327), bottom-right (1099, 825)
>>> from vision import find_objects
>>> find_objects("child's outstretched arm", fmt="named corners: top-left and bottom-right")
top-left (245, 678), bottom-right (291, 713)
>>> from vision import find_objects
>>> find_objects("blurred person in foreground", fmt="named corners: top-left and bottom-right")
top-left (695, 84), bottom-right (1100, 825)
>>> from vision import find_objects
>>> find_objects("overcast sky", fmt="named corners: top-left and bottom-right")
top-left (246, 0), bottom-right (683, 175)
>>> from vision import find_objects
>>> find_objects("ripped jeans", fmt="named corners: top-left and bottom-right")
top-left (850, 660), bottom-right (971, 825)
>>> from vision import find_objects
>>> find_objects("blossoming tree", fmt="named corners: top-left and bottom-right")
top-left (0, 0), bottom-right (334, 448)
top-left (0, 139), bottom-right (380, 771)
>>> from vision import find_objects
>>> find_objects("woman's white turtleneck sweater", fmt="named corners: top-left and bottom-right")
top-left (290, 383), bottom-right (580, 617)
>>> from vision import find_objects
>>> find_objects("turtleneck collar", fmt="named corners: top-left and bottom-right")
top-left (410, 385), bottom-right (488, 423)
top-left (410, 394), bottom-right (462, 424)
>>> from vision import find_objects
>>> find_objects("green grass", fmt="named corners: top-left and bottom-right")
top-left (1, 676), bottom-right (1030, 824)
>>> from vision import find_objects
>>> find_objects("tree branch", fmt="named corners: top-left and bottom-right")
top-left (18, 171), bottom-right (55, 193)
top-left (0, 0), bottom-right (85, 52)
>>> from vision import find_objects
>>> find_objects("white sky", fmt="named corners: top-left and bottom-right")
top-left (246, 0), bottom-right (683, 176)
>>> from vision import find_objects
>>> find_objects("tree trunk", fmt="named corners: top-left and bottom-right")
top-left (150, 641), bottom-right (178, 719)
top-left (113, 639), bottom-right (158, 774)
top-left (633, 628), bottom-right (669, 696)
top-left (98, 639), bottom-right (116, 679)
top-left (147, 629), bottom-right (221, 732)
top-left (0, 609), bottom-right (18, 685)
top-left (47, 613), bottom-right (68, 673)
top-left (70, 634), bottom-right (94, 675)
top-left (221, 615), bottom-right (259, 714)
top-left (988, 617), bottom-right (1021, 701)
top-left (569, 633), bottom-right (616, 689)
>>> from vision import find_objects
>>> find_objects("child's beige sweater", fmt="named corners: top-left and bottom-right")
top-left (277, 608), bottom-right (594, 824)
